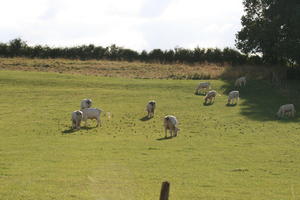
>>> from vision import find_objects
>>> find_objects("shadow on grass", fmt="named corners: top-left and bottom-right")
top-left (275, 115), bottom-right (300, 122)
top-left (156, 136), bottom-right (173, 141)
top-left (203, 102), bottom-right (214, 106)
top-left (194, 92), bottom-right (206, 96)
top-left (62, 128), bottom-right (77, 134)
top-left (220, 78), bottom-right (300, 122)
top-left (226, 103), bottom-right (238, 107)
top-left (140, 116), bottom-right (151, 121)
top-left (81, 126), bottom-right (97, 130)
top-left (62, 126), bottom-right (96, 134)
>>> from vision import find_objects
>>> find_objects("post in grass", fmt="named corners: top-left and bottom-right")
top-left (159, 181), bottom-right (170, 200)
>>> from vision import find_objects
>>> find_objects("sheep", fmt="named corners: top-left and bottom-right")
top-left (80, 99), bottom-right (92, 109)
top-left (71, 110), bottom-right (83, 130)
top-left (195, 82), bottom-right (211, 94)
top-left (276, 104), bottom-right (296, 118)
top-left (228, 91), bottom-right (239, 105)
top-left (146, 100), bottom-right (156, 118)
top-left (81, 108), bottom-right (102, 127)
top-left (204, 90), bottom-right (217, 104)
top-left (235, 77), bottom-right (246, 88)
top-left (164, 115), bottom-right (180, 138)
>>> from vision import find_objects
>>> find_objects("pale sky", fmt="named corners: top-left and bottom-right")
top-left (0, 0), bottom-right (244, 51)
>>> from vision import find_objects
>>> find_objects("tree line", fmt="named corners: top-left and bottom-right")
top-left (0, 38), bottom-right (263, 66)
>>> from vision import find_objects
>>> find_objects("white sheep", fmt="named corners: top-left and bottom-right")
top-left (81, 108), bottom-right (102, 127)
top-left (195, 82), bottom-right (211, 94)
top-left (276, 104), bottom-right (296, 118)
top-left (228, 91), bottom-right (239, 105)
top-left (80, 99), bottom-right (92, 109)
top-left (164, 115), bottom-right (180, 138)
top-left (71, 110), bottom-right (83, 130)
top-left (146, 100), bottom-right (156, 118)
top-left (204, 90), bottom-right (217, 104)
top-left (235, 77), bottom-right (246, 88)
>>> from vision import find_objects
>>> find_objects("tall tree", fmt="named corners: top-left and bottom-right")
top-left (236, 0), bottom-right (300, 65)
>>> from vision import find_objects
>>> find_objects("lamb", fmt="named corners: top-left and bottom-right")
top-left (164, 115), bottom-right (180, 138)
top-left (195, 82), bottom-right (211, 94)
top-left (204, 90), bottom-right (217, 104)
top-left (81, 108), bottom-right (102, 127)
top-left (235, 77), bottom-right (246, 88)
top-left (71, 110), bottom-right (83, 130)
top-left (228, 91), bottom-right (239, 105)
top-left (80, 99), bottom-right (92, 109)
top-left (146, 100), bottom-right (156, 118)
top-left (276, 104), bottom-right (296, 118)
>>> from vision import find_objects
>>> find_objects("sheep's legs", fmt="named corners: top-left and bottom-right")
top-left (96, 118), bottom-right (101, 127)
top-left (165, 128), bottom-right (168, 138)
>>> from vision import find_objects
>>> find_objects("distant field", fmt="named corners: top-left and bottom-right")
top-left (1, 70), bottom-right (300, 200)
top-left (0, 57), bottom-right (275, 80)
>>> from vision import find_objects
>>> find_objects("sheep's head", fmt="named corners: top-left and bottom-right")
top-left (86, 99), bottom-right (92, 105)
top-left (76, 111), bottom-right (83, 119)
top-left (149, 101), bottom-right (156, 106)
top-left (276, 110), bottom-right (282, 118)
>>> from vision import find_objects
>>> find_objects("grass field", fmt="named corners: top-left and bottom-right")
top-left (1, 70), bottom-right (300, 200)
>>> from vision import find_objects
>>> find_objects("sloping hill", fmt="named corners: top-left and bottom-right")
top-left (0, 70), bottom-right (300, 200)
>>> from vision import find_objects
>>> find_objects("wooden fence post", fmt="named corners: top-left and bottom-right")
top-left (159, 181), bottom-right (170, 200)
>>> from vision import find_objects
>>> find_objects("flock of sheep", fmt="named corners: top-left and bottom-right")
top-left (196, 76), bottom-right (296, 119)
top-left (70, 76), bottom-right (296, 138)
top-left (71, 98), bottom-right (179, 138)
top-left (195, 76), bottom-right (246, 105)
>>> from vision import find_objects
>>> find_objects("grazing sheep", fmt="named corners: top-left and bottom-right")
top-left (146, 100), bottom-right (156, 118)
top-left (81, 108), bottom-right (102, 127)
top-left (204, 90), bottom-right (217, 104)
top-left (276, 104), bottom-right (296, 118)
top-left (235, 77), bottom-right (246, 88)
top-left (80, 99), bottom-right (92, 109)
top-left (195, 82), bottom-right (211, 94)
top-left (71, 110), bottom-right (83, 130)
top-left (164, 115), bottom-right (180, 138)
top-left (228, 91), bottom-right (239, 105)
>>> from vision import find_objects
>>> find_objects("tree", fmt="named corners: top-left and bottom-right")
top-left (164, 49), bottom-right (175, 63)
top-left (174, 47), bottom-right (193, 63)
top-left (8, 38), bottom-right (28, 57)
top-left (193, 47), bottom-right (205, 63)
top-left (0, 43), bottom-right (9, 57)
top-left (148, 49), bottom-right (164, 62)
top-left (140, 50), bottom-right (149, 62)
top-left (236, 0), bottom-right (300, 65)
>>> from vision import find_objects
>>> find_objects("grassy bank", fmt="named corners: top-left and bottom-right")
top-left (0, 57), bottom-right (279, 80)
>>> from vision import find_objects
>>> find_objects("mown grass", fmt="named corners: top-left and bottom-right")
top-left (1, 70), bottom-right (300, 200)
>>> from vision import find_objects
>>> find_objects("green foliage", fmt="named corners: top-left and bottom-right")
top-left (8, 38), bottom-right (28, 57)
top-left (1, 70), bottom-right (300, 199)
top-left (236, 0), bottom-right (300, 65)
top-left (0, 38), bottom-right (261, 65)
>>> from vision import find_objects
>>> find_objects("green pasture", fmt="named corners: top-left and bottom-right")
top-left (0, 70), bottom-right (300, 200)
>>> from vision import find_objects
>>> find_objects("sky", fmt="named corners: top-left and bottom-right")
top-left (0, 0), bottom-right (244, 51)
